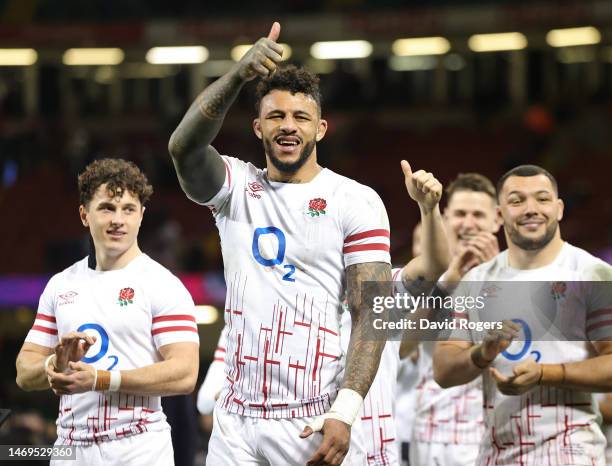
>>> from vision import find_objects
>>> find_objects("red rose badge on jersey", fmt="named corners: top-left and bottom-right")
top-left (551, 281), bottom-right (567, 300)
top-left (307, 198), bottom-right (327, 217)
top-left (118, 287), bottom-right (135, 307)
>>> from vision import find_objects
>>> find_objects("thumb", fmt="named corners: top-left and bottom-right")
top-left (513, 363), bottom-right (528, 377)
top-left (69, 361), bottom-right (86, 371)
top-left (490, 367), bottom-right (509, 383)
top-left (300, 426), bottom-right (313, 439)
top-left (267, 22), bottom-right (281, 42)
top-left (400, 160), bottom-right (413, 179)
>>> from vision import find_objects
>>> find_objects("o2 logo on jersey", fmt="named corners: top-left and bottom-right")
top-left (501, 318), bottom-right (541, 362)
top-left (77, 323), bottom-right (120, 370)
top-left (252, 226), bottom-right (296, 282)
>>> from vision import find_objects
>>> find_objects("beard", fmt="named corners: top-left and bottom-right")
top-left (263, 137), bottom-right (316, 174)
top-left (506, 219), bottom-right (558, 251)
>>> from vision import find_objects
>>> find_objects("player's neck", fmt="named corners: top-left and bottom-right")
top-left (266, 153), bottom-right (321, 183)
top-left (95, 243), bottom-right (142, 271)
top-left (507, 233), bottom-right (564, 270)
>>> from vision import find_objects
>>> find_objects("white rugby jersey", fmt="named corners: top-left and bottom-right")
top-left (453, 242), bottom-right (611, 465)
top-left (25, 254), bottom-right (199, 445)
top-left (340, 269), bottom-right (401, 466)
top-left (197, 328), bottom-right (227, 415)
top-left (203, 156), bottom-right (391, 419)
top-left (412, 340), bottom-right (484, 445)
top-left (394, 357), bottom-right (418, 445)
top-left (393, 267), bottom-right (484, 445)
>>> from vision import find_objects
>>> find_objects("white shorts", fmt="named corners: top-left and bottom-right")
top-left (50, 429), bottom-right (174, 466)
top-left (207, 407), bottom-right (367, 466)
top-left (410, 440), bottom-right (478, 466)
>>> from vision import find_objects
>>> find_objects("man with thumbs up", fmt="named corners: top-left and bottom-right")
top-left (170, 23), bottom-right (393, 465)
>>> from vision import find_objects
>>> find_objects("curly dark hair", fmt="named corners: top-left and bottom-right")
top-left (78, 158), bottom-right (153, 206)
top-left (446, 173), bottom-right (496, 204)
top-left (255, 65), bottom-right (322, 115)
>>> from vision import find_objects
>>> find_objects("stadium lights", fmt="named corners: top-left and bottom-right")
top-left (146, 46), bottom-right (209, 64)
top-left (63, 48), bottom-right (125, 66)
top-left (468, 32), bottom-right (527, 52)
top-left (231, 43), bottom-right (292, 62)
top-left (0, 48), bottom-right (38, 66)
top-left (310, 40), bottom-right (373, 60)
top-left (546, 26), bottom-right (601, 48)
top-left (194, 305), bottom-right (219, 325)
top-left (392, 37), bottom-right (450, 56)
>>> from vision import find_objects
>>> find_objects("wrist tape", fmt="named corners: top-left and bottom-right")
top-left (305, 388), bottom-right (363, 432)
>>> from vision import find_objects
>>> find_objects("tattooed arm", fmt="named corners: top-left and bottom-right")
top-left (300, 261), bottom-right (391, 465)
top-left (168, 22), bottom-right (284, 203)
top-left (399, 161), bottom-right (449, 287)
top-left (396, 161), bottom-right (449, 358)
top-left (343, 261), bottom-right (392, 395)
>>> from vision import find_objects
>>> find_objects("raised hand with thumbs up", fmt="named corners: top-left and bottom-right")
top-left (401, 159), bottom-right (443, 212)
top-left (236, 22), bottom-right (284, 81)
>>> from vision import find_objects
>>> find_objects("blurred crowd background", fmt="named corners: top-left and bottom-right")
top-left (0, 0), bottom-right (611, 464)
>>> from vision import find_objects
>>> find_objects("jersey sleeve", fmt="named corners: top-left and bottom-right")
top-left (341, 184), bottom-right (391, 267)
top-left (150, 274), bottom-right (200, 348)
top-left (199, 156), bottom-right (248, 218)
top-left (24, 276), bottom-right (59, 348)
top-left (585, 262), bottom-right (612, 341)
top-left (392, 267), bottom-right (405, 294)
top-left (196, 327), bottom-right (227, 415)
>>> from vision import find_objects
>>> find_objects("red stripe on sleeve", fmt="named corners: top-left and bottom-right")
top-left (344, 229), bottom-right (390, 244)
top-left (587, 309), bottom-right (612, 321)
top-left (343, 243), bottom-right (390, 254)
top-left (152, 314), bottom-right (196, 324)
top-left (216, 347), bottom-right (226, 352)
top-left (36, 313), bottom-right (56, 323)
top-left (152, 326), bottom-right (198, 335)
top-left (586, 319), bottom-right (612, 334)
top-left (32, 325), bottom-right (58, 335)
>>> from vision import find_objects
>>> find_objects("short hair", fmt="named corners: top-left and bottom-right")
top-left (496, 164), bottom-right (558, 199)
top-left (446, 173), bottom-right (496, 204)
top-left (78, 158), bottom-right (153, 207)
top-left (255, 65), bottom-right (322, 115)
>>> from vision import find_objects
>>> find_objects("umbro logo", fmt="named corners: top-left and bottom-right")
top-left (58, 291), bottom-right (78, 305)
top-left (247, 181), bottom-right (264, 199)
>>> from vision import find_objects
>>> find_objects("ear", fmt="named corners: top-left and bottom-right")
top-left (253, 118), bottom-right (262, 140)
top-left (492, 207), bottom-right (503, 233)
top-left (315, 119), bottom-right (328, 142)
top-left (557, 198), bottom-right (564, 222)
top-left (496, 205), bottom-right (504, 227)
top-left (79, 205), bottom-right (89, 227)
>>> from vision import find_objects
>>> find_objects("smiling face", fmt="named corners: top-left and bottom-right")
top-left (444, 190), bottom-right (500, 251)
top-left (79, 184), bottom-right (144, 259)
top-left (498, 174), bottom-right (564, 251)
top-left (253, 90), bottom-right (327, 174)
